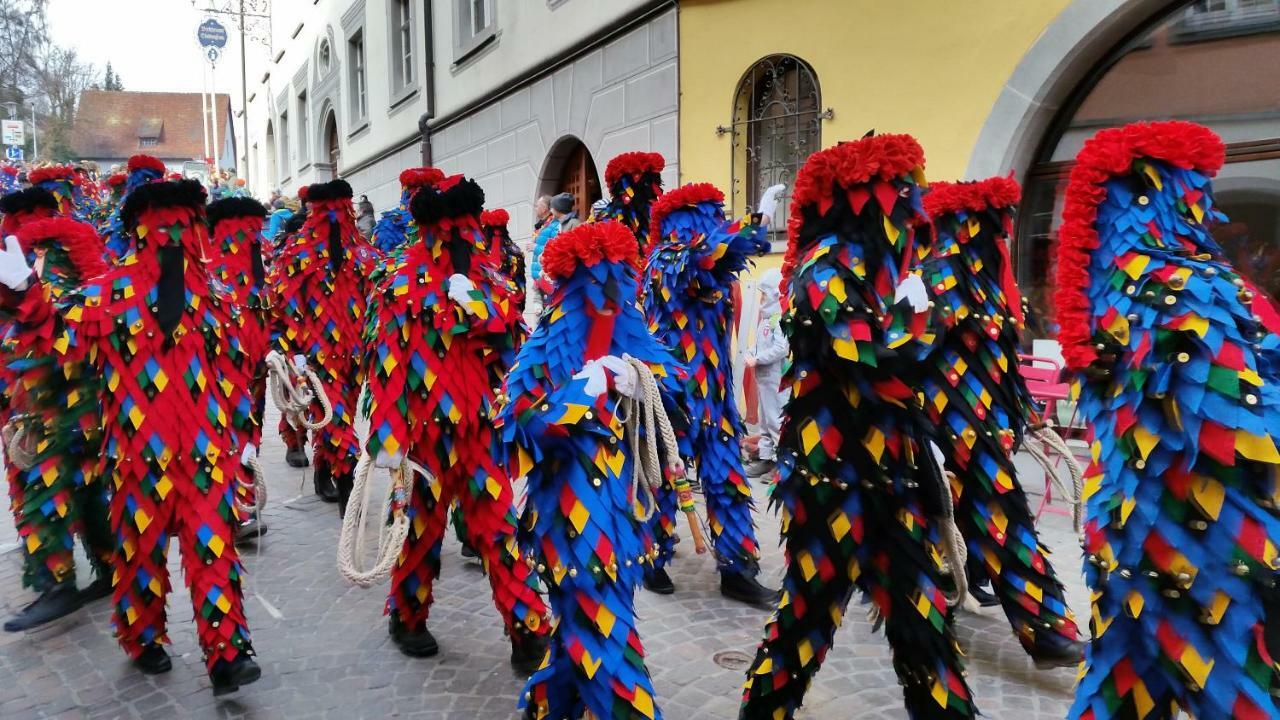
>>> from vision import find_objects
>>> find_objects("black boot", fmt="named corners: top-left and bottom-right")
top-left (78, 573), bottom-right (114, 604)
top-left (210, 654), bottom-right (262, 696)
top-left (285, 446), bottom-right (309, 468)
top-left (335, 469), bottom-right (354, 518)
top-left (460, 542), bottom-right (482, 564)
top-left (389, 616), bottom-right (439, 658)
top-left (509, 630), bottom-right (548, 675)
top-left (720, 570), bottom-right (778, 609)
top-left (1028, 632), bottom-right (1086, 669)
top-left (643, 567), bottom-right (675, 595)
top-left (235, 513), bottom-right (269, 540)
top-left (134, 643), bottom-right (172, 675)
top-left (313, 464), bottom-right (338, 503)
top-left (966, 556), bottom-right (1000, 607)
top-left (3, 581), bottom-right (85, 632)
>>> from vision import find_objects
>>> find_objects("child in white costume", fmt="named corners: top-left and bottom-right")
top-left (744, 267), bottom-right (789, 476)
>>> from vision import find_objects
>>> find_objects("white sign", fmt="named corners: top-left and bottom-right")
top-left (1, 120), bottom-right (22, 146)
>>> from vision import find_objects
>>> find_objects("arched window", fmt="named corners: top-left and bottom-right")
top-left (319, 39), bottom-right (332, 74)
top-left (1017, 0), bottom-right (1280, 333)
top-left (264, 120), bottom-right (278, 191)
top-left (726, 55), bottom-right (826, 237)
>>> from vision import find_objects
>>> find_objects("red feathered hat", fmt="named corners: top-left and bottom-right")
top-left (400, 167), bottom-right (445, 190)
top-left (923, 175), bottom-right (1021, 218)
top-left (605, 151), bottom-right (665, 189)
top-left (541, 220), bottom-right (639, 281)
top-left (27, 165), bottom-right (77, 185)
top-left (480, 208), bottom-right (510, 228)
top-left (649, 182), bottom-right (724, 242)
top-left (297, 185), bottom-right (309, 202)
top-left (1053, 120), bottom-right (1224, 370)
top-left (127, 154), bottom-right (167, 174)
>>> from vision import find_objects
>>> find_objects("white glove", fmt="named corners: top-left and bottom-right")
top-left (573, 358), bottom-right (610, 398)
top-left (598, 355), bottom-right (637, 398)
top-left (0, 236), bottom-right (32, 291)
top-left (448, 273), bottom-right (477, 313)
top-left (292, 354), bottom-right (308, 373)
top-left (375, 449), bottom-right (404, 469)
top-left (927, 440), bottom-right (947, 473)
top-left (894, 273), bottom-right (929, 313)
top-left (265, 349), bottom-right (284, 366)
top-left (757, 184), bottom-right (787, 226)
top-left (240, 443), bottom-right (257, 467)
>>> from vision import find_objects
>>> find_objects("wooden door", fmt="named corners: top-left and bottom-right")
top-left (557, 142), bottom-right (601, 220)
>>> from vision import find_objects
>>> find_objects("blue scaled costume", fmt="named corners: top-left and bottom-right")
top-left (642, 183), bottom-right (770, 597)
top-left (1055, 121), bottom-right (1280, 720)
top-left (369, 168), bottom-right (444, 256)
top-left (740, 134), bottom-right (975, 720)
top-left (499, 220), bottom-right (685, 720)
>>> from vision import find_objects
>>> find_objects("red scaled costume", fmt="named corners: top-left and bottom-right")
top-left (363, 175), bottom-right (548, 667)
top-left (266, 179), bottom-right (378, 513)
top-left (0, 180), bottom-right (262, 692)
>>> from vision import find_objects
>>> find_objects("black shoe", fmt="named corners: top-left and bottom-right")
top-left (1029, 633), bottom-right (1086, 670)
top-left (79, 574), bottom-right (114, 604)
top-left (210, 655), bottom-right (262, 696)
top-left (389, 617), bottom-right (439, 658)
top-left (335, 471), bottom-right (354, 518)
top-left (967, 580), bottom-right (1000, 608)
top-left (510, 632), bottom-right (548, 675)
top-left (743, 459), bottom-right (775, 477)
top-left (235, 514), bottom-right (269, 540)
top-left (460, 543), bottom-right (482, 564)
top-left (720, 571), bottom-right (778, 609)
top-left (643, 567), bottom-right (675, 595)
top-left (314, 465), bottom-right (338, 503)
top-left (285, 447), bottom-right (309, 468)
top-left (3, 582), bottom-right (84, 632)
top-left (134, 643), bottom-right (172, 675)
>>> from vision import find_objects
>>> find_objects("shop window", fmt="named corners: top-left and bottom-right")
top-left (725, 55), bottom-right (826, 241)
top-left (1017, 0), bottom-right (1280, 335)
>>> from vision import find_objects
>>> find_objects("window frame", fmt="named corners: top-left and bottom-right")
top-left (385, 0), bottom-right (419, 107)
top-left (279, 109), bottom-right (291, 180)
top-left (296, 90), bottom-right (310, 168)
top-left (453, 0), bottom-right (498, 65)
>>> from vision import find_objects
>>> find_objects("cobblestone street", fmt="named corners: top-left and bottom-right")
top-left (0, 406), bottom-right (1087, 719)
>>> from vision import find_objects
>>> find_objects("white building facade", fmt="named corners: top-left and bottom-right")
top-left (244, 0), bottom-right (678, 243)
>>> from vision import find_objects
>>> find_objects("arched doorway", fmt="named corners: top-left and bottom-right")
top-left (539, 136), bottom-right (601, 222)
top-left (1007, 0), bottom-right (1280, 331)
top-left (318, 110), bottom-right (339, 181)
top-left (264, 120), bottom-right (278, 191)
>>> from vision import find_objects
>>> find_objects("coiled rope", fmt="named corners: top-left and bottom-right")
top-left (235, 456), bottom-right (268, 516)
top-left (1024, 424), bottom-right (1085, 535)
top-left (266, 353), bottom-right (333, 431)
top-left (336, 452), bottom-right (416, 588)
top-left (1, 415), bottom-right (38, 471)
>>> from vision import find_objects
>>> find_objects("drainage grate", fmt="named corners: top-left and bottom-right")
top-left (712, 650), bottom-right (754, 671)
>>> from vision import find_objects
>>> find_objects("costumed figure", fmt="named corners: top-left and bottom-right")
top-left (267, 179), bottom-right (376, 510)
top-left (0, 165), bottom-right (19, 194)
top-left (499, 220), bottom-right (686, 719)
top-left (369, 167), bottom-right (444, 257)
top-left (1056, 120), bottom-right (1280, 719)
top-left (920, 177), bottom-right (1085, 666)
top-left (0, 179), bottom-right (263, 694)
top-left (640, 181), bottom-right (778, 603)
top-left (101, 155), bottom-right (168, 260)
top-left (0, 188), bottom-right (113, 632)
top-left (480, 208), bottom-right (527, 315)
top-left (208, 196), bottom-right (272, 538)
top-left (27, 165), bottom-right (87, 222)
top-left (362, 174), bottom-right (548, 667)
top-left (600, 151), bottom-right (665, 251)
top-left (743, 267), bottom-right (789, 478)
top-left (740, 133), bottom-right (977, 720)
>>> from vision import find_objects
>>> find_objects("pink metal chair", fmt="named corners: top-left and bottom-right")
top-left (1018, 354), bottom-right (1082, 522)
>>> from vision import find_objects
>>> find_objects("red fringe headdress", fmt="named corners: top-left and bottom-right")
top-left (605, 151), bottom-right (665, 189)
top-left (15, 217), bottom-right (109, 277)
top-left (541, 220), bottom-right (639, 281)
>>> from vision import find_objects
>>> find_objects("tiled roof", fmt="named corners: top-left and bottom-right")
top-left (71, 90), bottom-right (232, 161)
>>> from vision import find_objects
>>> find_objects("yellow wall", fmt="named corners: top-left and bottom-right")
top-left (678, 0), bottom-right (1073, 194)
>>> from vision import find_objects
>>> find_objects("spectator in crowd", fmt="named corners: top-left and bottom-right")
top-left (743, 268), bottom-right (789, 478)
top-left (524, 193), bottom-right (580, 326)
top-left (533, 194), bottom-right (552, 233)
top-left (356, 194), bottom-right (376, 237)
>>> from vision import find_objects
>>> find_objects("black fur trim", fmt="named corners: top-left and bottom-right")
top-left (305, 179), bottom-right (353, 202)
top-left (206, 196), bottom-right (268, 228)
top-left (409, 178), bottom-right (485, 225)
top-left (0, 187), bottom-right (59, 216)
top-left (120, 179), bottom-right (208, 232)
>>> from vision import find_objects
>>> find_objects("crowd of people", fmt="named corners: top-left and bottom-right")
top-left (0, 118), bottom-right (1277, 720)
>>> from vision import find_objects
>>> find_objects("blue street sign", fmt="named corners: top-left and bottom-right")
top-left (197, 18), bottom-right (228, 49)
top-left (206, 46), bottom-right (221, 64)
top-left (5, 146), bottom-right (22, 162)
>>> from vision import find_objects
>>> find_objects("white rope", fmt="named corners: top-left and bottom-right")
top-left (1, 416), bottom-right (37, 471)
top-left (336, 452), bottom-right (415, 588)
top-left (1025, 426), bottom-right (1085, 535)
top-left (936, 469), bottom-right (968, 608)
top-left (266, 353), bottom-right (333, 431)
top-left (620, 356), bottom-right (680, 522)
top-left (235, 456), bottom-right (268, 515)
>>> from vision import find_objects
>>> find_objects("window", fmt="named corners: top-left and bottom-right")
top-left (349, 32), bottom-right (368, 120)
top-left (1178, 0), bottom-right (1280, 38)
top-left (1016, 0), bottom-right (1280, 332)
top-left (454, 0), bottom-right (496, 61)
top-left (319, 39), bottom-right (331, 73)
top-left (297, 91), bottom-right (309, 165)
top-left (389, 0), bottom-right (414, 93)
top-left (139, 137), bottom-right (158, 148)
top-left (726, 55), bottom-right (825, 240)
top-left (279, 110), bottom-right (290, 178)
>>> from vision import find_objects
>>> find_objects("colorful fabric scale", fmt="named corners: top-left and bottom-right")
top-left (266, 179), bottom-right (378, 481)
top-left (741, 134), bottom-right (975, 720)
top-left (920, 178), bottom-right (1080, 655)
top-left (0, 199), bottom-right (112, 591)
top-left (500, 221), bottom-right (682, 720)
top-left (601, 151), bottom-right (665, 253)
top-left (1, 180), bottom-right (259, 671)
top-left (370, 168), bottom-right (444, 257)
top-left (101, 155), bottom-right (168, 260)
top-left (1054, 121), bottom-right (1280, 719)
top-left (481, 208), bottom-right (527, 316)
top-left (642, 182), bottom-right (767, 576)
top-left (362, 175), bottom-right (547, 644)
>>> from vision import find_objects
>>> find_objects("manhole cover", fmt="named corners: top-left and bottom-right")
top-left (712, 650), bottom-right (753, 671)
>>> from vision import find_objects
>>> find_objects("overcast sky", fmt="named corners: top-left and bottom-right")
top-left (47, 0), bottom-right (258, 98)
